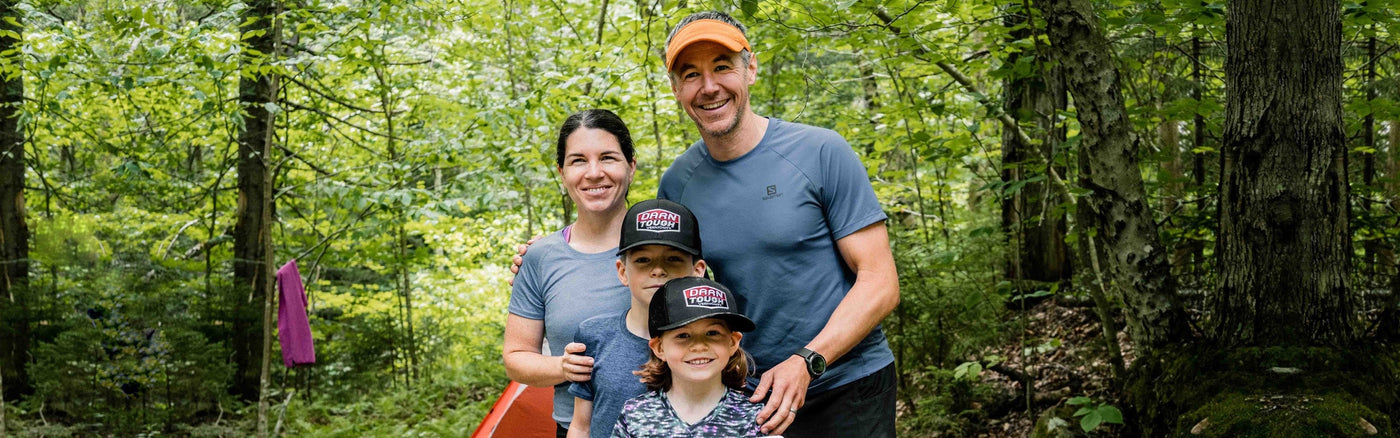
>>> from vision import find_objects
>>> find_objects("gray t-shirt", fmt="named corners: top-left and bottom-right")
top-left (569, 312), bottom-right (651, 438)
top-left (508, 231), bottom-right (631, 427)
top-left (658, 118), bottom-right (894, 394)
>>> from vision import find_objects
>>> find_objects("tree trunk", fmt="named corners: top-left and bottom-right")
top-left (1189, 31), bottom-right (1209, 278)
top-left (1361, 34), bottom-right (1392, 280)
top-left (1212, 0), bottom-right (1353, 346)
top-left (0, 0), bottom-right (25, 402)
top-left (233, 0), bottom-right (278, 402)
top-left (1042, 0), bottom-right (1190, 351)
top-left (1043, 0), bottom-right (1391, 434)
top-left (1001, 6), bottom-right (1071, 290)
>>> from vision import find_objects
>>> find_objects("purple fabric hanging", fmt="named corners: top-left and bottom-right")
top-left (277, 259), bottom-right (316, 367)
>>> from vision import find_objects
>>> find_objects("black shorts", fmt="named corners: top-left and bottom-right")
top-left (783, 363), bottom-right (897, 438)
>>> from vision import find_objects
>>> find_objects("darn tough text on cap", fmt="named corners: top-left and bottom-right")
top-left (684, 286), bottom-right (727, 309)
top-left (636, 209), bottom-right (681, 232)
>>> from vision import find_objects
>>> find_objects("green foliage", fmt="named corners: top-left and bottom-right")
top-left (1066, 396), bottom-right (1124, 432)
top-left (25, 269), bottom-right (233, 435)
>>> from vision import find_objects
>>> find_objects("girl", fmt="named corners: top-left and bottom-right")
top-left (611, 277), bottom-right (765, 437)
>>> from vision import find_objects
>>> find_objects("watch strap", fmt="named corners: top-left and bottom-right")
top-left (795, 347), bottom-right (825, 378)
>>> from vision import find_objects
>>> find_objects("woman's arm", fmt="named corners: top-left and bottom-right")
top-left (566, 398), bottom-right (593, 438)
top-left (503, 314), bottom-right (592, 386)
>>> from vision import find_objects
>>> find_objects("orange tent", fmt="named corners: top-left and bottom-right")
top-left (471, 381), bottom-right (555, 438)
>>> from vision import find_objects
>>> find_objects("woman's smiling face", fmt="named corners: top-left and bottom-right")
top-left (558, 127), bottom-right (635, 216)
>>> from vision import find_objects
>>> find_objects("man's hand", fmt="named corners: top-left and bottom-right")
top-left (560, 342), bottom-right (593, 382)
top-left (507, 236), bottom-right (541, 286)
top-left (750, 355), bottom-right (810, 436)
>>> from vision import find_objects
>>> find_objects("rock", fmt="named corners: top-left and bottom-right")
top-left (1360, 417), bottom-right (1378, 435)
top-left (1190, 418), bottom-right (1209, 435)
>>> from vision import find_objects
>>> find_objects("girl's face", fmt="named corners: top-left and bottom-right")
top-left (649, 318), bottom-right (742, 386)
top-left (557, 127), bottom-right (635, 216)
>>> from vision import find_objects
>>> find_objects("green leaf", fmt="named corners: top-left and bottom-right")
top-left (953, 361), bottom-right (982, 380)
top-left (1098, 405), bottom-right (1124, 424)
top-left (741, 0), bottom-right (759, 17)
top-left (1080, 410), bottom-right (1103, 432)
top-left (1067, 396), bottom-right (1093, 406)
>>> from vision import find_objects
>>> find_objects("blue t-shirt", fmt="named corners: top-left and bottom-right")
top-left (658, 118), bottom-right (894, 394)
top-left (509, 231), bottom-right (632, 427)
top-left (611, 388), bottom-right (764, 437)
top-left (569, 312), bottom-right (651, 438)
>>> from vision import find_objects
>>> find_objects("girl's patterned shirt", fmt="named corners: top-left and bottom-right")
top-left (611, 388), bottom-right (765, 437)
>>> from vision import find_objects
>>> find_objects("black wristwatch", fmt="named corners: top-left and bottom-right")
top-left (795, 347), bottom-right (827, 379)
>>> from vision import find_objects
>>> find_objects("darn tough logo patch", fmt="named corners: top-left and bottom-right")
top-left (636, 209), bottom-right (681, 232)
top-left (683, 286), bottom-right (727, 309)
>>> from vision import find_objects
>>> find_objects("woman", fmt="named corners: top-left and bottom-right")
top-left (504, 109), bottom-right (637, 438)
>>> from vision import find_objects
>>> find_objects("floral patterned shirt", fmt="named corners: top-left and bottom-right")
top-left (611, 388), bottom-right (765, 437)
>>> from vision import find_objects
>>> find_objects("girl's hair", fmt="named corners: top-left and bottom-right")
top-left (635, 328), bottom-right (750, 392)
top-left (555, 109), bottom-right (636, 167)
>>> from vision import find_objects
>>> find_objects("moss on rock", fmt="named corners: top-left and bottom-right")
top-left (1126, 344), bottom-right (1400, 437)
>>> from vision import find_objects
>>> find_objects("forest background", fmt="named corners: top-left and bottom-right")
top-left (0, 0), bottom-right (1397, 436)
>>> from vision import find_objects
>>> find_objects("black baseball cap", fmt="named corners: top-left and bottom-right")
top-left (648, 277), bottom-right (755, 338)
top-left (619, 199), bottom-right (702, 257)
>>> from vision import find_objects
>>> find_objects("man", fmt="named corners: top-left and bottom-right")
top-left (655, 11), bottom-right (899, 437)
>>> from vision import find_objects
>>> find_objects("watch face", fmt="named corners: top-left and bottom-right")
top-left (809, 355), bottom-right (827, 375)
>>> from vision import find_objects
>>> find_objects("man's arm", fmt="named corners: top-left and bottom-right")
top-left (502, 314), bottom-right (593, 386)
top-left (751, 221), bottom-right (899, 434)
top-left (805, 221), bottom-right (899, 362)
top-left (507, 236), bottom-right (541, 286)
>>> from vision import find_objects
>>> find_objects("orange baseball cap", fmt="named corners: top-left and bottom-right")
top-left (665, 19), bottom-right (751, 71)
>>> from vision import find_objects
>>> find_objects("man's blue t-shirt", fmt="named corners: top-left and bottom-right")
top-left (569, 312), bottom-right (651, 438)
top-left (658, 118), bottom-right (894, 394)
top-left (509, 232), bottom-right (632, 427)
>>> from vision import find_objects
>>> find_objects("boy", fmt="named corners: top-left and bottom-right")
top-left (567, 199), bottom-right (707, 438)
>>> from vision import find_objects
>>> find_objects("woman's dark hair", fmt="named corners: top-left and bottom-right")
top-left (555, 109), bottom-right (635, 167)
top-left (635, 325), bottom-right (750, 392)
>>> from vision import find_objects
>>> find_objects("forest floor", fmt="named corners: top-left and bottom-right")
top-left (975, 298), bottom-right (1130, 437)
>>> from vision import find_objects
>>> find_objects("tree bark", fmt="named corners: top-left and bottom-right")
top-left (233, 0), bottom-right (278, 402)
top-left (0, 0), bottom-right (26, 402)
top-left (1212, 0), bottom-right (1353, 346)
top-left (1042, 0), bottom-right (1190, 351)
top-left (1001, 6), bottom-right (1071, 289)
top-left (1188, 31), bottom-right (1209, 278)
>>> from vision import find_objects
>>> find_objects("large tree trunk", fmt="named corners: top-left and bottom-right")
top-left (1212, 0), bottom-right (1354, 346)
top-left (0, 0), bottom-right (26, 402)
top-left (232, 0), bottom-right (277, 402)
top-left (1042, 0), bottom-right (1392, 434)
top-left (1042, 0), bottom-right (1190, 351)
top-left (1001, 6), bottom-right (1071, 290)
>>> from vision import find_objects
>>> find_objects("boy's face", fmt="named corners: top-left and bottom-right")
top-left (616, 244), bottom-right (707, 303)
top-left (649, 318), bottom-right (742, 385)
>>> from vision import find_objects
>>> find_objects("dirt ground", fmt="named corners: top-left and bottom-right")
top-left (975, 299), bottom-right (1131, 437)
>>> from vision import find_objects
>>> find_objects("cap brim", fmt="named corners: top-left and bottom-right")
top-left (651, 313), bottom-right (755, 338)
top-left (617, 240), bottom-right (701, 257)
